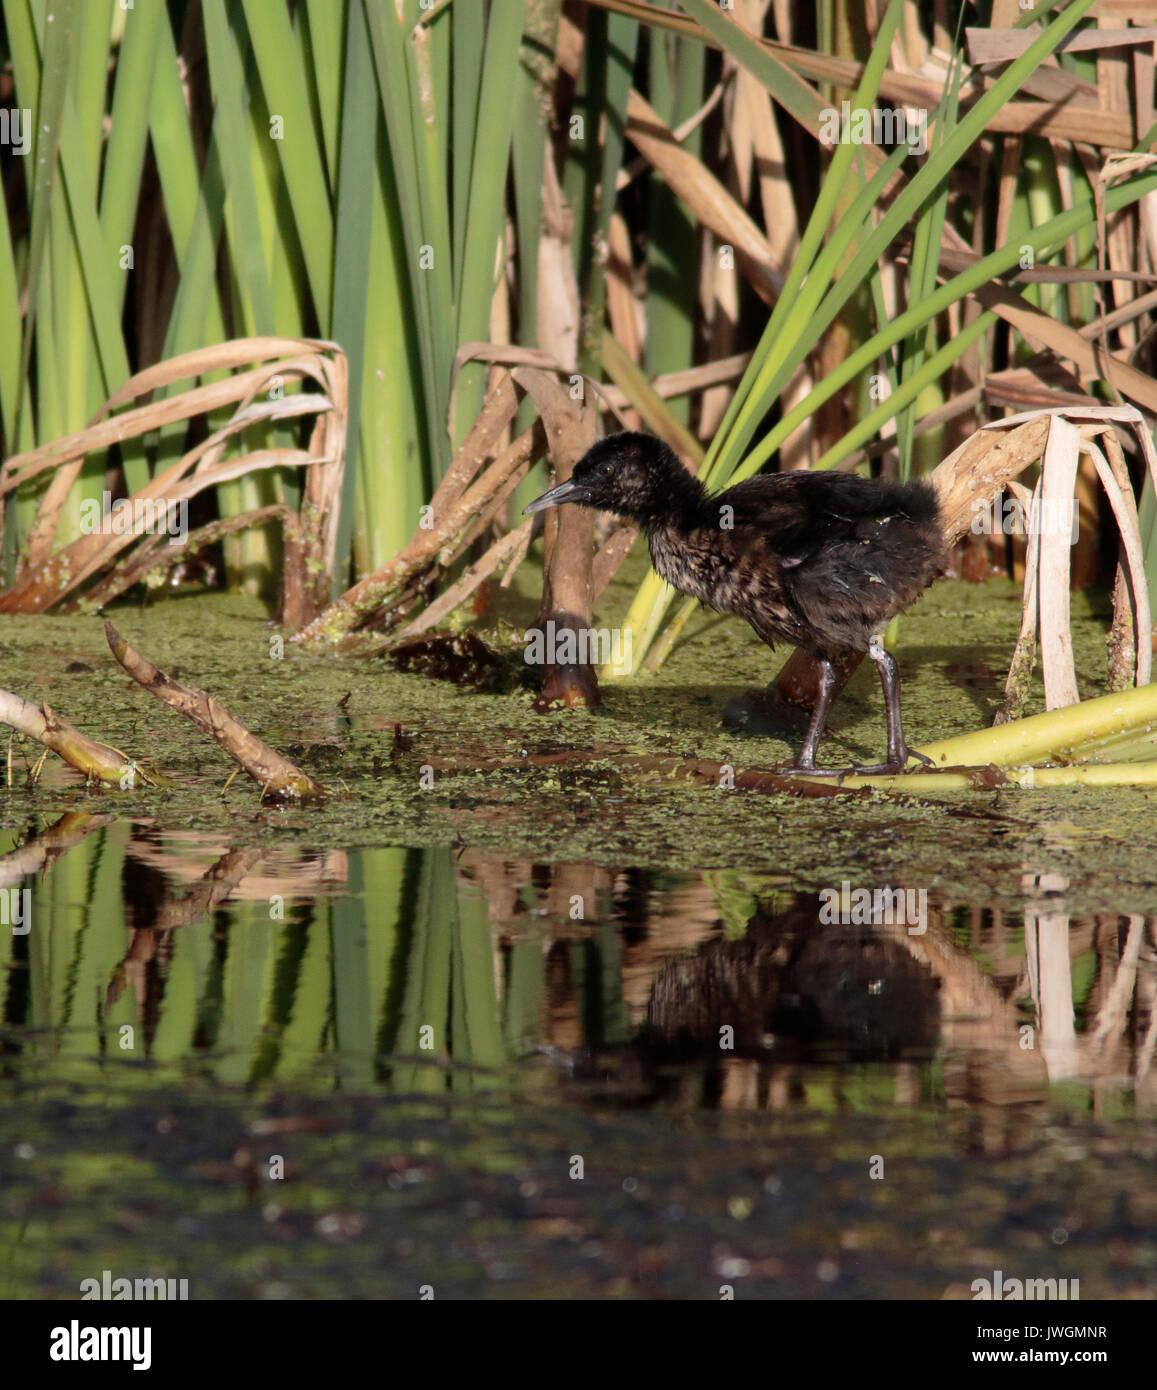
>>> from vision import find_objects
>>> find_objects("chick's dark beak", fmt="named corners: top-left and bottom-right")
top-left (522, 479), bottom-right (591, 515)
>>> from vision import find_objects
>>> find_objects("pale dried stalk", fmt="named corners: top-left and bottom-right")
top-left (1037, 415), bottom-right (1081, 709)
top-left (105, 623), bottom-right (325, 804)
top-left (1, 340), bottom-right (346, 621)
top-left (995, 479), bottom-right (1042, 727)
top-left (401, 520), bottom-right (536, 638)
top-left (0, 689), bottom-right (152, 787)
top-left (293, 410), bottom-right (544, 643)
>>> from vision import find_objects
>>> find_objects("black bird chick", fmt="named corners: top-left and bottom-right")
top-left (524, 432), bottom-right (945, 774)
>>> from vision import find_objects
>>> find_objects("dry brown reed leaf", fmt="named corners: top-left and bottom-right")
top-left (455, 342), bottom-right (634, 428)
top-left (600, 352), bottom-right (752, 409)
top-left (606, 216), bottom-right (644, 430)
top-left (400, 520), bottom-right (535, 639)
top-left (966, 24), bottom-right (1157, 64)
top-left (983, 406), bottom-right (1154, 717)
top-left (0, 338), bottom-right (346, 625)
top-left (294, 374), bottom-right (546, 644)
top-left (615, 79), bottom-right (726, 192)
top-left (558, 15), bottom-right (786, 306)
top-left (590, 1), bottom-right (1134, 145)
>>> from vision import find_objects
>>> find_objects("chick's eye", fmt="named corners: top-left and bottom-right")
top-left (600, 461), bottom-right (615, 477)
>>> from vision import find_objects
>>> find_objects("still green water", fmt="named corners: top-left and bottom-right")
top-left (2, 578), bottom-right (1155, 1297)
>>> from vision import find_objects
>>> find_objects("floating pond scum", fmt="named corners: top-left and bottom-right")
top-left (3, 0), bottom-right (1157, 1333)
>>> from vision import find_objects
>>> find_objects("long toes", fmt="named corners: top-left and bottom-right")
top-left (888, 746), bottom-right (933, 772)
top-left (850, 751), bottom-right (931, 776)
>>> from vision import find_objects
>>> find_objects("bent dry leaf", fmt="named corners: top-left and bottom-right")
top-left (984, 406), bottom-right (1155, 715)
top-left (0, 339), bottom-right (347, 625)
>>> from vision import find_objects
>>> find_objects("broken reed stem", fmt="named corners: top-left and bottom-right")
top-left (917, 680), bottom-right (1157, 768)
top-left (294, 419), bottom-right (545, 643)
top-left (0, 688), bottom-right (156, 787)
top-left (401, 519), bottom-right (535, 638)
top-left (78, 506), bottom-right (294, 611)
top-left (511, 366), bottom-right (601, 711)
top-left (104, 622), bottom-right (326, 804)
